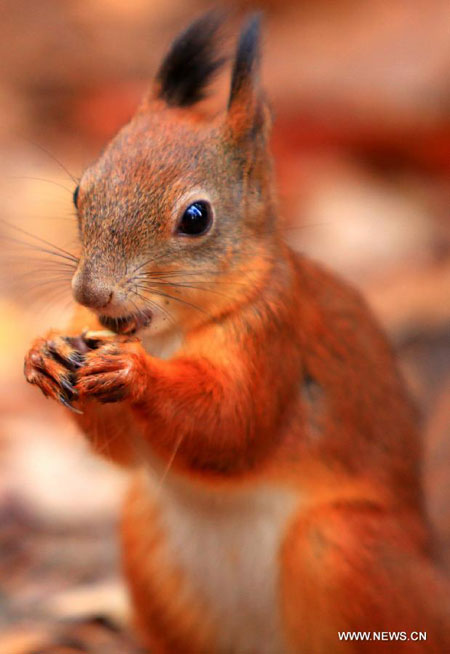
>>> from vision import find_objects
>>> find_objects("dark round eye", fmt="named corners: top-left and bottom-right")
top-left (73, 185), bottom-right (80, 209)
top-left (177, 201), bottom-right (212, 236)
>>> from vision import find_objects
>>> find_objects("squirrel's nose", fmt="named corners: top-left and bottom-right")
top-left (72, 269), bottom-right (113, 310)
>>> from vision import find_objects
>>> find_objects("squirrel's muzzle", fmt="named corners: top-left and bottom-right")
top-left (72, 267), bottom-right (113, 310)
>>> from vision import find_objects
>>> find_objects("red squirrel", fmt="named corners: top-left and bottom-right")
top-left (24, 13), bottom-right (450, 653)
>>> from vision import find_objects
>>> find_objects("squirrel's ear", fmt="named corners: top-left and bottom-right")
top-left (226, 13), bottom-right (270, 142)
top-left (155, 11), bottom-right (225, 107)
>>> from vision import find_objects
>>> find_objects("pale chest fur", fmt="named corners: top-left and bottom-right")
top-left (148, 471), bottom-right (298, 654)
top-left (142, 325), bottom-right (184, 360)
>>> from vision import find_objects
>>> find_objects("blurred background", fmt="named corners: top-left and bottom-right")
top-left (0, 1), bottom-right (449, 652)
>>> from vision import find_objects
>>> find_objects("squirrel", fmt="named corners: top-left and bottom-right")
top-left (24, 12), bottom-right (450, 654)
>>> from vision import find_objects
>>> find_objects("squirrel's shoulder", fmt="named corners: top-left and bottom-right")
top-left (201, 244), bottom-right (389, 363)
top-left (246, 244), bottom-right (382, 334)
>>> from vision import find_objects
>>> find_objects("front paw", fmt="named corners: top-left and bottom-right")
top-left (76, 340), bottom-right (147, 404)
top-left (24, 335), bottom-right (84, 412)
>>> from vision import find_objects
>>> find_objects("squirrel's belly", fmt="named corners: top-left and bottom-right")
top-left (125, 469), bottom-right (299, 654)
top-left (158, 474), bottom-right (298, 653)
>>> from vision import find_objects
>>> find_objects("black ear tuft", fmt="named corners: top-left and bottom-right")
top-left (156, 12), bottom-right (226, 107)
top-left (228, 13), bottom-right (262, 109)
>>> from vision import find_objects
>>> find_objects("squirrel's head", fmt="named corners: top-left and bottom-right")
top-left (72, 12), bottom-right (277, 336)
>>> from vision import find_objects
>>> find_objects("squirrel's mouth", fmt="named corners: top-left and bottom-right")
top-left (98, 310), bottom-right (152, 335)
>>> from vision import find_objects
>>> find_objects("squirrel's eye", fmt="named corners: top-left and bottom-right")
top-left (177, 201), bottom-right (212, 236)
top-left (73, 185), bottom-right (80, 209)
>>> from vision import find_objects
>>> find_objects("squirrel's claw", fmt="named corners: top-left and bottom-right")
top-left (47, 338), bottom-right (85, 371)
top-left (57, 392), bottom-right (83, 414)
top-left (24, 336), bottom-right (84, 413)
top-left (75, 341), bottom-right (146, 404)
top-left (25, 332), bottom-right (145, 408)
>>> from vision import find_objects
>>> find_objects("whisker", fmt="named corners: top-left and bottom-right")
top-left (131, 289), bottom-right (177, 327)
top-left (129, 293), bottom-right (176, 333)
top-left (1, 235), bottom-right (79, 266)
top-left (9, 176), bottom-right (73, 194)
top-left (128, 295), bottom-right (152, 325)
top-left (12, 277), bottom-right (71, 292)
top-left (135, 272), bottom-right (247, 285)
top-left (132, 265), bottom-right (226, 279)
top-left (154, 278), bottom-right (246, 286)
top-left (27, 285), bottom-right (72, 317)
top-left (135, 279), bottom-right (232, 300)
top-left (60, 296), bottom-right (75, 312)
top-left (5, 258), bottom-right (76, 271)
top-left (0, 219), bottom-right (79, 263)
top-left (131, 267), bottom-right (256, 287)
top-left (92, 427), bottom-right (122, 459)
top-left (21, 138), bottom-right (80, 184)
top-left (4, 267), bottom-right (75, 281)
top-left (5, 255), bottom-right (76, 267)
top-left (18, 280), bottom-right (72, 301)
top-left (155, 432), bottom-right (184, 496)
top-left (134, 284), bottom-right (210, 317)
top-left (281, 221), bottom-right (330, 233)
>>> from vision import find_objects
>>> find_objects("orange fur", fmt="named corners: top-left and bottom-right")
top-left (24, 13), bottom-right (449, 653)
